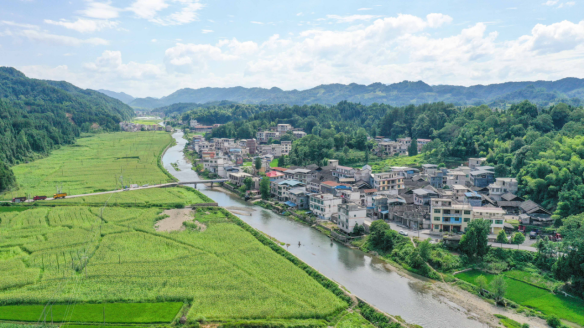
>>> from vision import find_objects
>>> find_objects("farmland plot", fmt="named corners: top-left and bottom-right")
top-left (0, 206), bottom-right (347, 324)
top-left (0, 132), bottom-right (174, 199)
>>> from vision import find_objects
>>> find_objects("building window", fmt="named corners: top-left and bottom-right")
top-left (434, 225), bottom-right (440, 229)
top-left (495, 220), bottom-right (503, 225)
top-left (434, 217), bottom-right (440, 221)
top-left (464, 218), bottom-right (470, 222)
top-left (464, 210), bottom-right (471, 215)
top-left (434, 209), bottom-right (440, 213)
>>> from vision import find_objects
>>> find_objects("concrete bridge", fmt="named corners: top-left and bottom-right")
top-left (177, 179), bottom-right (228, 188)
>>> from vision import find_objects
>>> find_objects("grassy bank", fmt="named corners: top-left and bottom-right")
top-left (456, 269), bottom-right (584, 326)
top-left (1, 132), bottom-right (174, 199)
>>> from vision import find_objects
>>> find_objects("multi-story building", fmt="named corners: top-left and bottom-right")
top-left (338, 203), bottom-right (367, 233)
top-left (288, 187), bottom-right (309, 209)
top-left (281, 141), bottom-right (292, 155)
top-left (309, 194), bottom-right (342, 220)
top-left (391, 167), bottom-right (420, 179)
top-left (276, 180), bottom-right (305, 201)
top-left (422, 164), bottom-right (439, 176)
top-left (189, 120), bottom-right (199, 128)
top-left (430, 198), bottom-right (473, 233)
top-left (412, 188), bottom-right (440, 205)
top-left (376, 142), bottom-right (407, 156)
top-left (472, 206), bottom-right (506, 235)
top-left (416, 139), bottom-right (431, 152)
top-left (246, 139), bottom-right (257, 155)
top-left (470, 169), bottom-right (495, 188)
top-left (203, 157), bottom-right (226, 178)
top-left (446, 170), bottom-right (467, 187)
top-left (371, 172), bottom-right (404, 193)
top-left (332, 165), bottom-right (356, 179)
top-left (228, 172), bottom-right (252, 187)
top-left (469, 157), bottom-right (487, 170)
top-left (452, 185), bottom-right (470, 202)
top-left (256, 131), bottom-right (280, 143)
top-left (277, 124), bottom-right (293, 133)
top-left (292, 131), bottom-right (307, 139)
top-left (464, 191), bottom-right (483, 207)
top-left (283, 168), bottom-right (315, 184)
top-left (397, 137), bottom-right (412, 147)
top-left (488, 178), bottom-right (518, 201)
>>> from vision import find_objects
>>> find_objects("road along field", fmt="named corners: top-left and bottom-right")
top-left (0, 204), bottom-right (360, 327)
top-left (36, 186), bottom-right (214, 207)
top-left (0, 132), bottom-right (175, 200)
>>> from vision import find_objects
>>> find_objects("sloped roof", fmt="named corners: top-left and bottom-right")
top-left (520, 200), bottom-right (551, 215)
top-left (501, 193), bottom-right (524, 202)
top-left (270, 167), bottom-right (289, 172)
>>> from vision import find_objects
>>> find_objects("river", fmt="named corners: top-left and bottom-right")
top-left (162, 131), bottom-right (485, 328)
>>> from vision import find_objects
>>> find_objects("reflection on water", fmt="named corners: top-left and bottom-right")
top-left (162, 131), bottom-right (485, 328)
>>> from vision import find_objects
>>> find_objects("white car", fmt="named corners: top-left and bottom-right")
top-left (399, 230), bottom-right (408, 236)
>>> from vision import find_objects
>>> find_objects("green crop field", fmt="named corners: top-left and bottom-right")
top-left (37, 186), bottom-right (213, 207)
top-left (0, 132), bottom-right (174, 200)
top-left (131, 118), bottom-right (162, 126)
top-left (0, 205), bottom-right (348, 325)
top-left (0, 303), bottom-right (182, 324)
top-left (456, 270), bottom-right (584, 326)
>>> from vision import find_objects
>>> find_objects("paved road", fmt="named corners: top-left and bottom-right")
top-left (13, 182), bottom-right (179, 203)
top-left (387, 221), bottom-right (537, 252)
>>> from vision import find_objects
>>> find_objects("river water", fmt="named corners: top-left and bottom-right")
top-left (162, 131), bottom-right (485, 328)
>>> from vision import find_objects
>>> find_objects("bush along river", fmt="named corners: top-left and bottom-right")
top-left (163, 131), bottom-right (489, 328)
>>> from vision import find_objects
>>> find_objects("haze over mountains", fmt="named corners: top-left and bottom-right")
top-left (101, 78), bottom-right (584, 110)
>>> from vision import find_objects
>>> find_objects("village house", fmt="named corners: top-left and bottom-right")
top-left (228, 172), bottom-right (252, 187)
top-left (309, 194), bottom-right (343, 220)
top-left (488, 178), bottom-right (518, 201)
top-left (371, 172), bottom-right (404, 193)
top-left (287, 187), bottom-right (309, 209)
top-left (338, 203), bottom-right (367, 233)
top-left (430, 198), bottom-right (473, 233)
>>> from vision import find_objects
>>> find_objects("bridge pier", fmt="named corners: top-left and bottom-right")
top-left (211, 182), bottom-right (214, 187)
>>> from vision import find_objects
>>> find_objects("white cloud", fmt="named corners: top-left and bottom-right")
top-left (44, 19), bottom-right (118, 33)
top-left (151, 39), bottom-right (157, 42)
top-left (79, 1), bottom-right (120, 19)
top-left (84, 50), bottom-right (164, 79)
top-left (513, 20), bottom-right (584, 54)
top-left (358, 8), bottom-right (372, 11)
top-left (22, 15), bottom-right (584, 99)
top-left (426, 13), bottom-right (453, 28)
top-left (251, 21), bottom-right (264, 25)
top-left (325, 14), bottom-right (382, 23)
top-left (127, 0), bottom-right (203, 25)
top-left (558, 1), bottom-right (576, 7)
top-left (1, 20), bottom-right (39, 29)
top-left (543, 0), bottom-right (559, 5)
top-left (202, 29), bottom-right (213, 33)
top-left (7, 28), bottom-right (108, 46)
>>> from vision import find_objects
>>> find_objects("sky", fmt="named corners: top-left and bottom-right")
top-left (1, 0), bottom-right (584, 98)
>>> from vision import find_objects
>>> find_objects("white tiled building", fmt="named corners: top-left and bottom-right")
top-left (309, 194), bottom-right (342, 220)
top-left (338, 203), bottom-right (367, 233)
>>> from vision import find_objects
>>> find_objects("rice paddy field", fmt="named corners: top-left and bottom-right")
top-left (0, 132), bottom-right (174, 200)
top-left (131, 118), bottom-right (163, 126)
top-left (36, 186), bottom-right (214, 207)
top-left (456, 269), bottom-right (584, 326)
top-left (0, 205), bottom-right (351, 326)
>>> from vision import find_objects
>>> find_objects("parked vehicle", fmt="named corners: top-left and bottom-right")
top-left (53, 193), bottom-right (67, 199)
top-left (399, 230), bottom-right (408, 236)
top-left (529, 231), bottom-right (538, 240)
top-left (12, 197), bottom-right (27, 203)
top-left (33, 196), bottom-right (47, 201)
top-left (550, 232), bottom-right (562, 242)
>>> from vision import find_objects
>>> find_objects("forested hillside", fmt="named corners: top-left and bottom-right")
top-left (131, 78), bottom-right (584, 109)
top-left (0, 67), bottom-right (135, 192)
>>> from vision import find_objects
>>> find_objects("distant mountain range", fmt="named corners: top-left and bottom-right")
top-left (98, 78), bottom-right (584, 110)
top-left (98, 89), bottom-right (135, 104)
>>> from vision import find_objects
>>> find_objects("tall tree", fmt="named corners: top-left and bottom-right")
top-left (408, 139), bottom-right (418, 156)
top-left (459, 219), bottom-right (491, 259)
top-left (260, 177), bottom-right (270, 199)
top-left (254, 157), bottom-right (262, 170)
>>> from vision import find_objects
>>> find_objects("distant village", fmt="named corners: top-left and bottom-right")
top-left (185, 120), bottom-right (552, 241)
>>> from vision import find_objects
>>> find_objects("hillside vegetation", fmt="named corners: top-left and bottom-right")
top-left (131, 78), bottom-right (584, 109)
top-left (0, 67), bottom-right (135, 192)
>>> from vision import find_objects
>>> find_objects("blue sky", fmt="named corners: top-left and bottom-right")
top-left (1, 0), bottom-right (583, 97)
